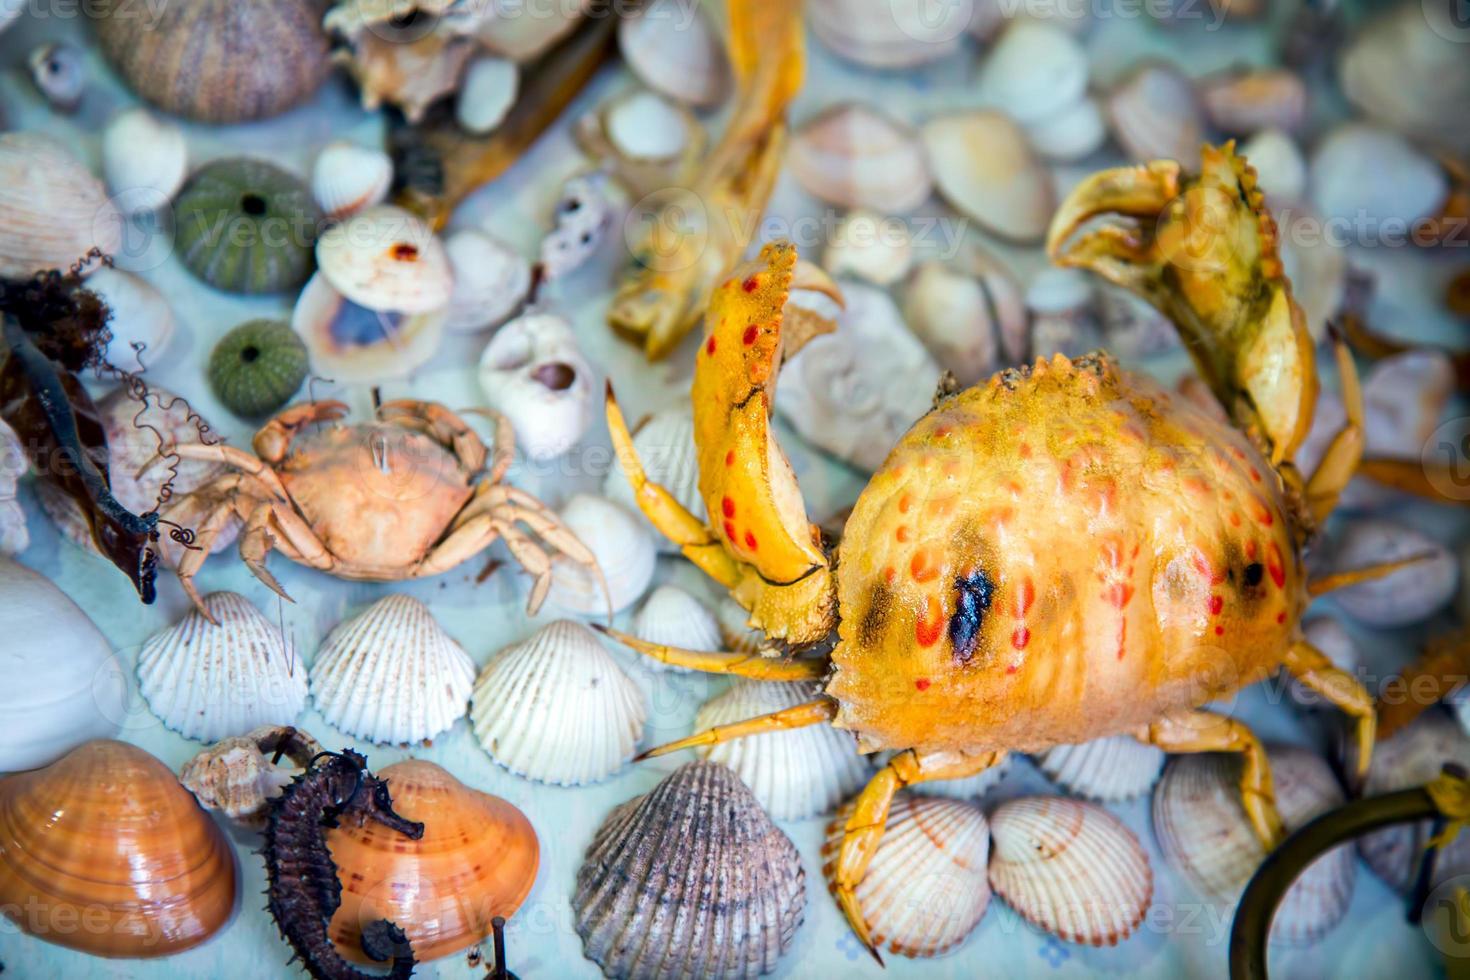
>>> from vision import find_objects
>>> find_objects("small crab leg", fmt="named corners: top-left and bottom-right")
top-left (1377, 630), bottom-right (1470, 740)
top-left (1307, 553), bottom-right (1437, 597)
top-left (832, 748), bottom-right (1008, 966)
top-left (378, 399), bottom-right (488, 474)
top-left (252, 401), bottom-right (349, 462)
top-left (1282, 639), bottom-right (1375, 784)
top-left (1304, 332), bottom-right (1365, 523)
top-left (165, 444), bottom-right (291, 500)
top-left (240, 506), bottom-right (292, 602)
top-left (1135, 710), bottom-right (1284, 848)
top-left (634, 698), bottom-right (837, 760)
top-left (592, 624), bottom-right (828, 680)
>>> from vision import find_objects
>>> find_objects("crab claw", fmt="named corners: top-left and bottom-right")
top-left (1047, 143), bottom-right (1317, 465)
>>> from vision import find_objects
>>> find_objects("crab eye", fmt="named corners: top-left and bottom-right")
top-left (1243, 562), bottom-right (1265, 587)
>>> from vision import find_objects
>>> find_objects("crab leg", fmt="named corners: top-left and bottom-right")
top-left (252, 401), bottom-right (349, 462)
top-left (240, 506), bottom-right (292, 602)
top-left (592, 624), bottom-right (828, 680)
top-left (165, 444), bottom-right (291, 500)
top-left (634, 698), bottom-right (837, 760)
top-left (1045, 160), bottom-right (1182, 274)
top-left (831, 748), bottom-right (1008, 966)
top-left (377, 399), bottom-right (488, 474)
top-left (1303, 332), bottom-right (1365, 523)
top-left (1135, 710), bottom-right (1284, 848)
top-left (1377, 631), bottom-right (1470, 739)
top-left (1307, 553), bottom-right (1437, 597)
top-left (1282, 640), bottom-right (1375, 784)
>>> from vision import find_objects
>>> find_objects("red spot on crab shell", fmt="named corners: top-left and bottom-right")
top-left (725, 450), bottom-right (735, 467)
top-left (915, 595), bottom-right (943, 647)
top-left (1014, 577), bottom-right (1036, 616)
top-left (1011, 627), bottom-right (1030, 651)
top-left (910, 548), bottom-right (939, 584)
top-left (744, 531), bottom-right (758, 551)
top-left (1209, 594), bottom-right (1224, 616)
top-left (742, 276), bottom-right (760, 293)
top-left (723, 520), bottom-right (738, 542)
top-left (1276, 611), bottom-right (1287, 624)
top-left (722, 496), bottom-right (735, 518)
top-left (895, 526), bottom-right (911, 543)
top-left (898, 493), bottom-right (912, 514)
top-left (1245, 539), bottom-right (1259, 561)
top-left (742, 324), bottom-right (759, 345)
top-left (705, 336), bottom-right (717, 355)
top-left (915, 678), bottom-right (931, 691)
top-left (1215, 625), bottom-right (1225, 636)
top-left (1266, 542), bottom-right (1286, 588)
top-left (1192, 549), bottom-right (1227, 586)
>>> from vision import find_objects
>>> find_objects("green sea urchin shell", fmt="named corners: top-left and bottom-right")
top-left (175, 159), bottom-right (320, 294)
top-left (208, 320), bottom-right (309, 418)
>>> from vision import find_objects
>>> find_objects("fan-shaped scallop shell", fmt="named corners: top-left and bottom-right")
top-left (695, 680), bottom-right (868, 820)
top-left (547, 495), bottom-right (656, 615)
top-left (1035, 736), bottom-right (1166, 802)
top-left (137, 592), bottom-right (308, 742)
top-left (822, 793), bottom-right (990, 958)
top-left (309, 595), bottom-right (476, 745)
top-left (602, 406), bottom-right (704, 552)
top-left (788, 104), bottom-right (932, 214)
top-left (1153, 746), bottom-right (1356, 944)
top-left (311, 140), bottom-right (392, 220)
top-left (574, 760), bottom-right (805, 978)
top-left (631, 584), bottom-right (721, 672)
top-left (988, 796), bottom-right (1152, 946)
top-left (1356, 711), bottom-right (1470, 894)
top-left (470, 620), bottom-right (646, 785)
top-left (0, 740), bottom-right (236, 957)
top-left (0, 133), bottom-right (122, 278)
top-left (179, 724), bottom-right (323, 829)
top-left (617, 0), bottom-right (730, 107)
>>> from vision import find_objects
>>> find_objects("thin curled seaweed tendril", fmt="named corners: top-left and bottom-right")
top-left (263, 749), bottom-right (424, 980)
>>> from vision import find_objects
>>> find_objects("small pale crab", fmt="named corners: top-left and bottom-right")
top-left (598, 144), bottom-right (1418, 962)
top-left (160, 398), bottom-right (603, 615)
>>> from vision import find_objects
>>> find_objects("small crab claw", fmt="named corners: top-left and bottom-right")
top-left (1045, 159), bottom-right (1182, 290)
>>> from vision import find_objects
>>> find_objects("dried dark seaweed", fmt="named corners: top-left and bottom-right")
top-left (263, 749), bottom-right (424, 980)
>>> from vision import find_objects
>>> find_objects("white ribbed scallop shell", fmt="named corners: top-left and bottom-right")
top-left (630, 584), bottom-right (721, 673)
top-left (822, 794), bottom-right (990, 958)
top-left (311, 140), bottom-right (391, 220)
top-left (602, 407), bottom-right (704, 553)
top-left (695, 680), bottom-right (868, 820)
top-left (988, 796), bottom-right (1152, 946)
top-left (547, 495), bottom-right (656, 615)
top-left (137, 592), bottom-right (307, 743)
top-left (1153, 746), bottom-right (1356, 945)
top-left (1357, 711), bottom-right (1470, 894)
top-left (1035, 735), bottom-right (1165, 802)
top-left (309, 595), bottom-right (475, 744)
top-left (470, 620), bottom-right (646, 785)
top-left (574, 761), bottom-right (805, 979)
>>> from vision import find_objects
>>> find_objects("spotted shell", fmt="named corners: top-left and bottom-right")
top-left (822, 794), bottom-right (991, 958)
top-left (695, 680), bottom-right (869, 819)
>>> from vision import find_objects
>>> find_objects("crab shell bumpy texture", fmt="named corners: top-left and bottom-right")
top-left (690, 241), bottom-right (835, 644)
top-left (272, 421), bottom-right (475, 578)
top-left (825, 353), bottom-right (1304, 756)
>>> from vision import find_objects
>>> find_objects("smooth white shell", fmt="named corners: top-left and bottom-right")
top-left (1027, 266), bottom-right (1101, 358)
top-left (604, 89), bottom-right (691, 161)
top-left (1153, 747), bottom-right (1356, 944)
top-left (776, 281), bottom-right (939, 472)
top-left (602, 406), bottom-right (704, 553)
top-left (477, 312), bottom-right (595, 461)
top-left (311, 140), bottom-right (392, 220)
top-left (789, 104), bottom-right (933, 214)
top-left (1199, 68), bottom-right (1307, 136)
top-left (456, 55), bottom-right (519, 134)
top-left (696, 680), bottom-right (869, 819)
top-left (471, 620), bottom-right (646, 785)
top-left (988, 796), bottom-right (1152, 946)
top-left (137, 592), bottom-right (308, 743)
top-left (904, 256), bottom-right (1026, 385)
top-left (442, 228), bottom-right (531, 333)
top-left (0, 421), bottom-right (25, 556)
top-left (1035, 735), bottom-right (1165, 802)
top-left (718, 597), bottom-right (764, 655)
top-left (1025, 97), bottom-right (1107, 163)
top-left (309, 595), bottom-right (476, 744)
top-left (1240, 128), bottom-right (1307, 205)
top-left (822, 209), bottom-right (914, 287)
top-left (617, 0), bottom-right (730, 107)
top-left (0, 558), bottom-right (126, 773)
top-left (85, 266), bottom-right (176, 373)
top-left (547, 495), bottom-right (656, 616)
top-left (823, 794), bottom-right (991, 958)
top-left (1357, 712), bottom-right (1470, 893)
top-left (574, 761), bottom-right (804, 976)
top-left (0, 133), bottom-right (122, 278)
top-left (293, 270), bottom-right (445, 384)
top-left (101, 108), bottom-right (187, 209)
top-left (631, 585), bottom-right (722, 672)
top-left (1309, 125), bottom-right (1448, 228)
top-left (1106, 62), bottom-right (1204, 164)
top-left (1323, 519), bottom-right (1457, 627)
top-left (315, 204), bottom-right (453, 314)
top-left (808, 0), bottom-right (973, 68)
top-left (922, 111), bottom-right (1054, 244)
top-left (977, 20), bottom-right (1088, 124)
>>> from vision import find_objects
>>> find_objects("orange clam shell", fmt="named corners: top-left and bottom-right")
top-left (326, 759), bottom-right (539, 963)
top-left (0, 739), bottom-right (237, 957)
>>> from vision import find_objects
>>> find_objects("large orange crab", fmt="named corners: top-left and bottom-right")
top-left (160, 399), bottom-right (602, 615)
top-left (599, 145), bottom-right (1409, 961)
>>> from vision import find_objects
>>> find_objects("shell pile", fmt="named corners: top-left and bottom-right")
top-left (574, 761), bottom-right (806, 978)
top-left (309, 595), bottom-right (476, 745)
